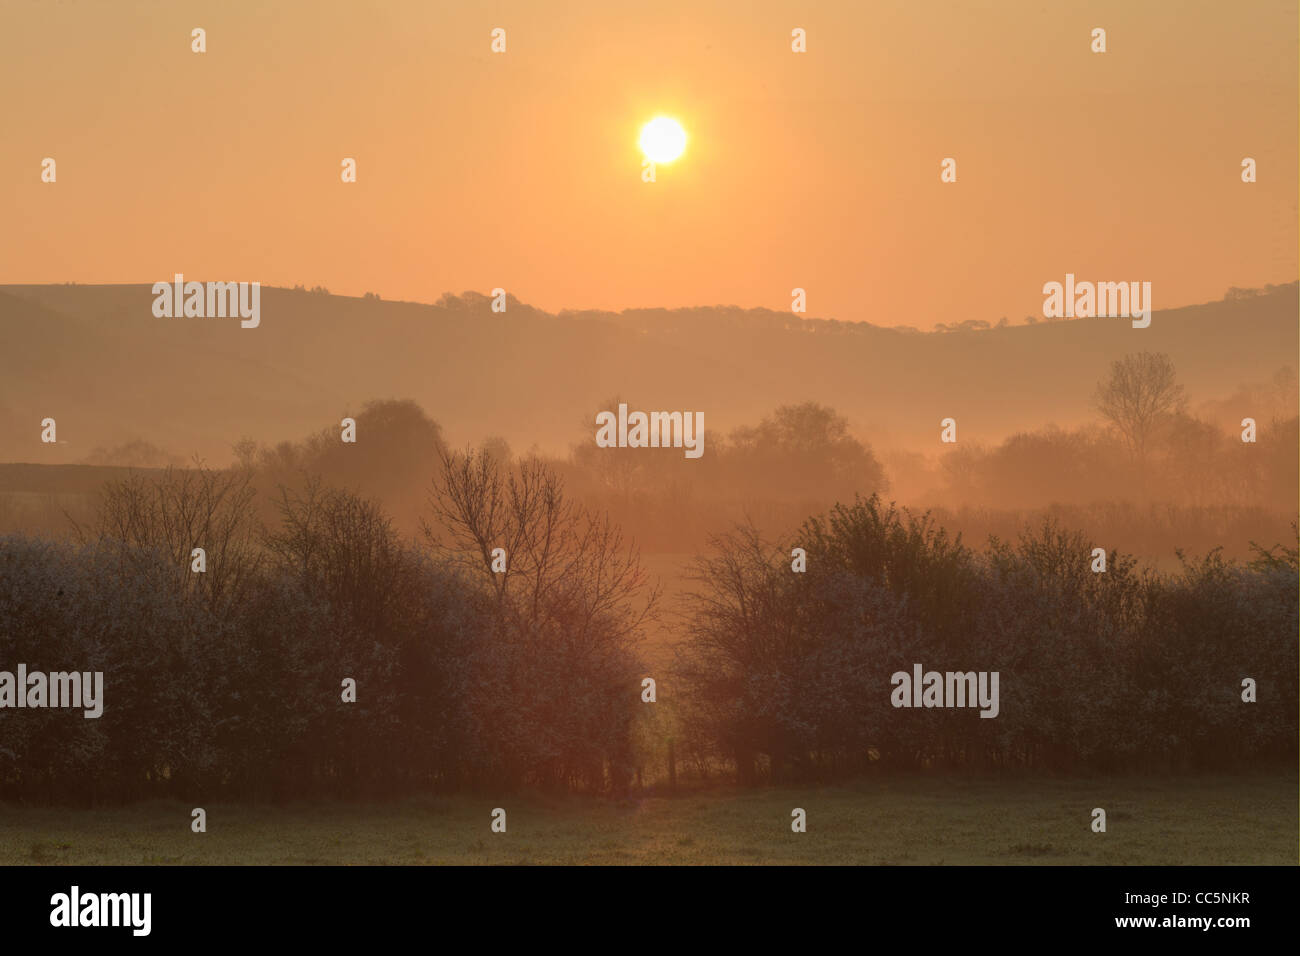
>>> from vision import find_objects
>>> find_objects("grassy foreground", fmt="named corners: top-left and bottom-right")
top-left (2, 772), bottom-right (1295, 865)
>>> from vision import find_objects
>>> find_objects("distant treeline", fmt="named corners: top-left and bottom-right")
top-left (0, 449), bottom-right (1295, 804)
top-left (233, 382), bottom-right (1297, 562)
top-left (2, 359), bottom-right (1296, 562)
top-left (251, 352), bottom-right (1300, 559)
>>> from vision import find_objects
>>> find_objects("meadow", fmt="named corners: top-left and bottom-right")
top-left (4, 772), bottom-right (1294, 866)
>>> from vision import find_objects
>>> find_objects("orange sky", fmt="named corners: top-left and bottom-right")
top-left (3, 0), bottom-right (1296, 328)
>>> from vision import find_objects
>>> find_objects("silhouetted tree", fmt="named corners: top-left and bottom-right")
top-left (75, 459), bottom-right (262, 611)
top-left (427, 447), bottom-right (657, 791)
top-left (726, 402), bottom-right (888, 501)
top-left (1094, 351), bottom-right (1185, 464)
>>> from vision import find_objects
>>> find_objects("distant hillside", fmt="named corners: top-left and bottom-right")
top-left (1, 282), bottom-right (1295, 465)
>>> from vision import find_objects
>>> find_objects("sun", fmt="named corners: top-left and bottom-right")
top-left (639, 116), bottom-right (687, 164)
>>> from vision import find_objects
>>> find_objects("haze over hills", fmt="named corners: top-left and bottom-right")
top-left (1, 281), bottom-right (1295, 466)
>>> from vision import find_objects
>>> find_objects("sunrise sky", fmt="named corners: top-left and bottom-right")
top-left (3, 0), bottom-right (1296, 328)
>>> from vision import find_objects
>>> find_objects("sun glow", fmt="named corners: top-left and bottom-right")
top-left (639, 117), bottom-right (687, 164)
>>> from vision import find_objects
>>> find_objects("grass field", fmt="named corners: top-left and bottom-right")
top-left (2, 772), bottom-right (1294, 865)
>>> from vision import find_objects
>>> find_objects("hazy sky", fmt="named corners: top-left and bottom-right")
top-left (3, 0), bottom-right (1296, 328)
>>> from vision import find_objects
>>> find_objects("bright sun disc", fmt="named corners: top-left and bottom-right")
top-left (639, 117), bottom-right (687, 163)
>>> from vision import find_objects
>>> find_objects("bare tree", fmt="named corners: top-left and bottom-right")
top-left (426, 446), bottom-right (658, 792)
top-left (74, 458), bottom-right (262, 608)
top-left (1093, 351), bottom-right (1185, 463)
top-left (426, 446), bottom-right (658, 645)
top-left (265, 476), bottom-right (409, 624)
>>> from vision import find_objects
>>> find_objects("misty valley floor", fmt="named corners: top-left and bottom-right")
top-left (3, 773), bottom-right (1294, 866)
